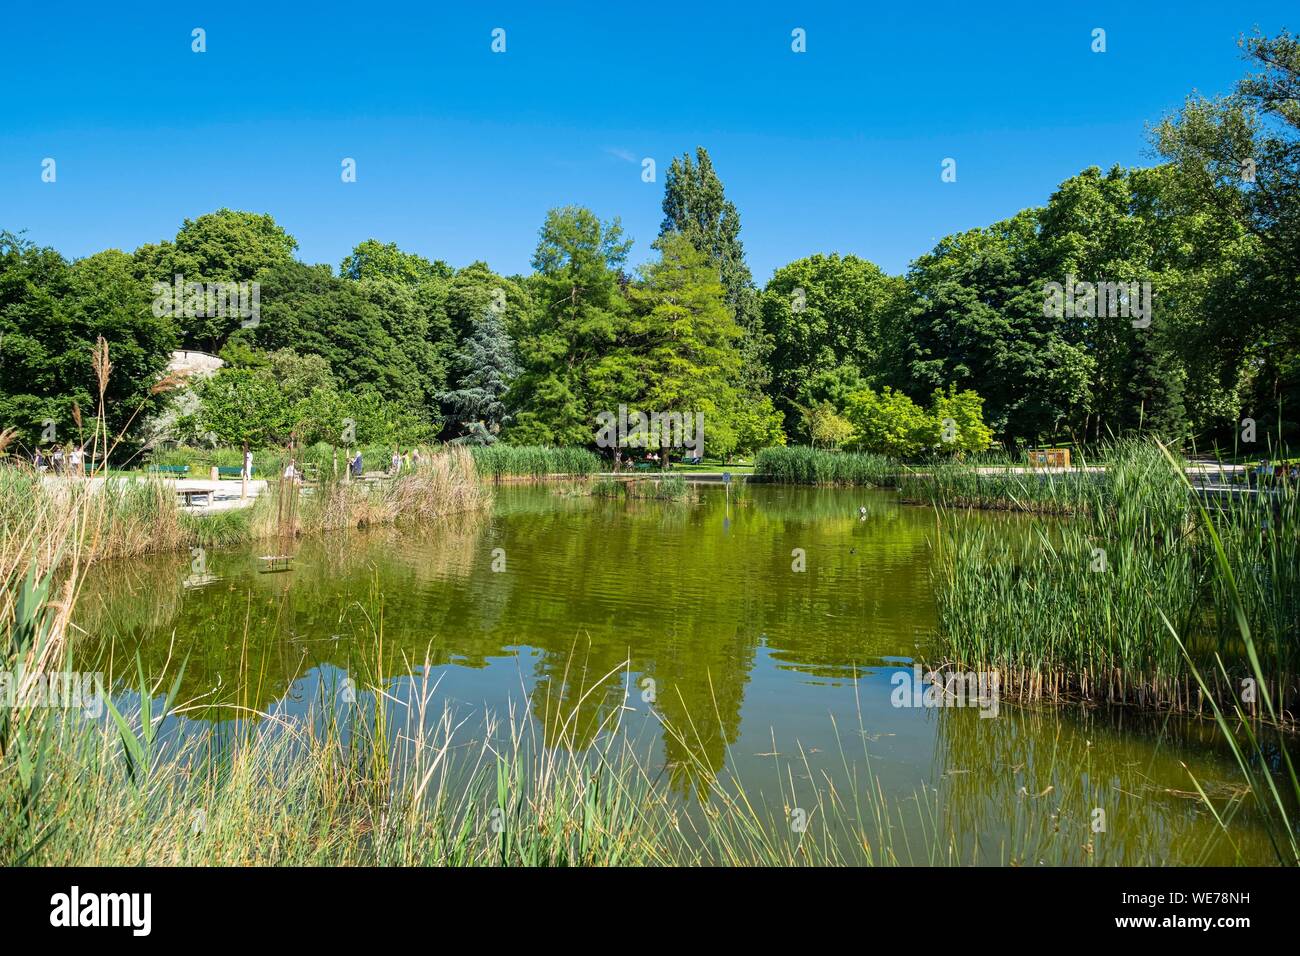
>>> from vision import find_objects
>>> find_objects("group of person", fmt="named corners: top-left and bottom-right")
top-left (32, 445), bottom-right (88, 474)
top-left (339, 447), bottom-right (422, 480)
top-left (1249, 459), bottom-right (1300, 487)
top-left (388, 448), bottom-right (423, 475)
top-left (616, 451), bottom-right (665, 471)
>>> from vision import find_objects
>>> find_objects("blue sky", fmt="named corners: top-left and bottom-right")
top-left (1, 1), bottom-right (1292, 282)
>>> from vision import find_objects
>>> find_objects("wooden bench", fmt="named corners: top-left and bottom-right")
top-left (151, 464), bottom-right (191, 476)
top-left (177, 488), bottom-right (213, 507)
top-left (1027, 448), bottom-right (1071, 469)
top-left (216, 466), bottom-right (247, 478)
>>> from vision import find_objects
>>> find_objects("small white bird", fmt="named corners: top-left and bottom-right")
top-left (858, 506), bottom-right (867, 518)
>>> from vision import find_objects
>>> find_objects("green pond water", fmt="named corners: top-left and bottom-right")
top-left (75, 482), bottom-right (1281, 864)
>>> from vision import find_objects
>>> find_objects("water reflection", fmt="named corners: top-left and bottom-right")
top-left (72, 484), bottom-right (1277, 861)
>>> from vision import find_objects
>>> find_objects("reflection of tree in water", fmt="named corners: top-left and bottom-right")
top-left (73, 512), bottom-right (492, 716)
top-left (527, 639), bottom-right (629, 753)
top-left (73, 484), bottom-right (1045, 807)
top-left (930, 703), bottom-right (1279, 865)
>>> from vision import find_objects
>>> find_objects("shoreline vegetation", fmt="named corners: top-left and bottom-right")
top-left (930, 441), bottom-right (1299, 726)
top-left (3, 447), bottom-right (490, 567)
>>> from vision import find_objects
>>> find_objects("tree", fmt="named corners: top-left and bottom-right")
top-left (1121, 327), bottom-right (1188, 440)
top-left (229, 261), bottom-right (435, 423)
top-left (904, 211), bottom-right (1074, 446)
top-left (841, 386), bottom-right (933, 458)
top-left (731, 396), bottom-right (787, 456)
top-left (134, 210), bottom-right (297, 351)
top-left (191, 367), bottom-right (288, 447)
top-left (660, 147), bottom-right (770, 395)
top-left (929, 386), bottom-right (996, 454)
top-left (621, 233), bottom-right (744, 458)
top-left (339, 239), bottom-right (452, 285)
top-left (509, 207), bottom-right (632, 445)
top-left (800, 402), bottom-right (854, 449)
top-left (760, 254), bottom-right (906, 435)
top-left (0, 235), bottom-right (175, 451)
top-left (439, 307), bottom-right (519, 443)
top-left (1151, 30), bottom-right (1300, 444)
top-left (338, 239), bottom-right (459, 416)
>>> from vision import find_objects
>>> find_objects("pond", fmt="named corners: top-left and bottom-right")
top-left (74, 482), bottom-right (1279, 864)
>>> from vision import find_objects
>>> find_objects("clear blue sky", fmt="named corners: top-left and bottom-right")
top-left (1, 1), bottom-right (1292, 282)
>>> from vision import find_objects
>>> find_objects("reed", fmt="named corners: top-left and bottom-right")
top-left (624, 475), bottom-right (690, 500)
top-left (930, 439), bottom-right (1299, 718)
top-left (1, 627), bottom-right (1151, 867)
top-left (1, 449), bottom-right (488, 566)
top-left (469, 445), bottom-right (601, 480)
top-left (753, 446), bottom-right (896, 486)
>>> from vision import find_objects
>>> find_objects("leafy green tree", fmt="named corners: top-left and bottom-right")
top-left (1151, 30), bottom-right (1300, 443)
top-left (929, 385), bottom-right (995, 454)
top-left (761, 254), bottom-right (906, 434)
top-left (134, 210), bottom-right (297, 351)
top-left (841, 386), bottom-right (933, 458)
top-left (509, 207), bottom-right (632, 445)
top-left (904, 211), bottom-right (1076, 446)
top-left (191, 367), bottom-right (288, 447)
top-left (438, 261), bottom-right (531, 343)
top-left (352, 275), bottom-right (447, 411)
top-left (732, 396), bottom-right (787, 456)
top-left (660, 147), bottom-right (770, 395)
top-left (800, 401), bottom-right (855, 449)
top-left (621, 233), bottom-right (743, 456)
top-left (339, 239), bottom-right (452, 285)
top-left (0, 235), bottom-right (175, 450)
top-left (1120, 327), bottom-right (1188, 440)
top-left (230, 261), bottom-right (435, 423)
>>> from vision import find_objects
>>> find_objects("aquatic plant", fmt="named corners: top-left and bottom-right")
top-left (469, 445), bottom-right (601, 480)
top-left (753, 446), bottom-right (896, 486)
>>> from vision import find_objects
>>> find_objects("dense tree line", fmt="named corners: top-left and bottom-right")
top-left (2, 31), bottom-right (1295, 460)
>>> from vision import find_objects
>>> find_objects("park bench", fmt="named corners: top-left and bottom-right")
top-left (680, 456), bottom-right (703, 466)
top-left (633, 461), bottom-right (655, 471)
top-left (216, 466), bottom-right (247, 478)
top-left (177, 488), bottom-right (213, 507)
top-left (151, 464), bottom-right (190, 476)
